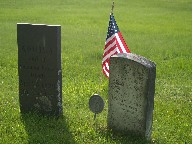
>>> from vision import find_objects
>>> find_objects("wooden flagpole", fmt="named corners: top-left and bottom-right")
top-left (111, 1), bottom-right (115, 15)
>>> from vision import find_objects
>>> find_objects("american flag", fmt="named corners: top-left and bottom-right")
top-left (102, 14), bottom-right (131, 78)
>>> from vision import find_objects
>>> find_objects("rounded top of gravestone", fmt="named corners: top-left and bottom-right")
top-left (112, 53), bottom-right (156, 68)
top-left (89, 94), bottom-right (105, 114)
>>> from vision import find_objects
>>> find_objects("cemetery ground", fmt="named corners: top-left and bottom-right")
top-left (0, 0), bottom-right (191, 143)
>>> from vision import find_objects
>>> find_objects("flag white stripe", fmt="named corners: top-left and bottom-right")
top-left (104, 40), bottom-right (116, 53)
top-left (102, 62), bottom-right (109, 74)
top-left (105, 62), bottom-right (109, 70)
top-left (103, 62), bottom-right (109, 72)
top-left (117, 48), bottom-right (120, 53)
top-left (105, 34), bottom-right (115, 45)
top-left (103, 64), bottom-right (109, 77)
top-left (102, 47), bottom-right (118, 63)
top-left (115, 33), bottom-right (127, 53)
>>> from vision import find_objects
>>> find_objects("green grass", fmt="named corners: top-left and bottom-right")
top-left (0, 0), bottom-right (192, 143)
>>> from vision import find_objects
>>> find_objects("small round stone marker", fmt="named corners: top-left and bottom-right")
top-left (89, 94), bottom-right (104, 120)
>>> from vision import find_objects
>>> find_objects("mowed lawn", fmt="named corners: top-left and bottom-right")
top-left (0, 0), bottom-right (192, 143)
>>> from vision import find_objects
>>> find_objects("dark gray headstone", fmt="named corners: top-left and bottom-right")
top-left (17, 23), bottom-right (62, 116)
top-left (107, 53), bottom-right (156, 139)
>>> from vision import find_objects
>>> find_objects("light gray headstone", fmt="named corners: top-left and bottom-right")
top-left (107, 53), bottom-right (156, 139)
top-left (17, 23), bottom-right (62, 116)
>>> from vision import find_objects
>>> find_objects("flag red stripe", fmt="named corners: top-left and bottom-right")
top-left (102, 51), bottom-right (118, 65)
top-left (103, 63), bottom-right (109, 73)
top-left (118, 32), bottom-right (130, 53)
top-left (102, 62), bottom-right (109, 77)
top-left (103, 44), bottom-right (116, 58)
top-left (102, 47), bottom-right (118, 63)
top-left (102, 69), bottom-right (109, 78)
top-left (104, 40), bottom-right (116, 54)
top-left (104, 36), bottom-right (116, 50)
top-left (115, 37), bottom-right (123, 53)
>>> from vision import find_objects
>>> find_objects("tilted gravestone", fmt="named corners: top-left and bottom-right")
top-left (108, 53), bottom-right (156, 139)
top-left (17, 23), bottom-right (62, 116)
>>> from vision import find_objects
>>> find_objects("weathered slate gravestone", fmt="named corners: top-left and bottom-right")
top-left (107, 53), bottom-right (156, 139)
top-left (17, 23), bottom-right (62, 116)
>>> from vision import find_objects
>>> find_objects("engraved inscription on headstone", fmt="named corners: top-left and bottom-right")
top-left (107, 53), bottom-right (156, 139)
top-left (17, 23), bottom-right (62, 116)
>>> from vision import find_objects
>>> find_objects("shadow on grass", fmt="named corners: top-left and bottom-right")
top-left (21, 113), bottom-right (76, 144)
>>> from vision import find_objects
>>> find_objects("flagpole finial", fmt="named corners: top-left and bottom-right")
top-left (111, 1), bottom-right (114, 15)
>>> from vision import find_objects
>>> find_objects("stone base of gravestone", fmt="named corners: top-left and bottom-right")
top-left (107, 53), bottom-right (156, 139)
top-left (17, 23), bottom-right (62, 116)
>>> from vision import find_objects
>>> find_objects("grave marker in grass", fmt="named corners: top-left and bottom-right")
top-left (17, 23), bottom-right (62, 116)
top-left (89, 94), bottom-right (105, 131)
top-left (108, 53), bottom-right (156, 139)
top-left (89, 94), bottom-right (104, 120)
